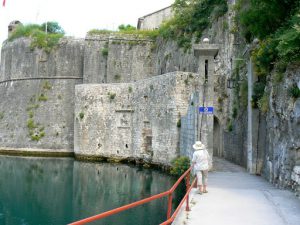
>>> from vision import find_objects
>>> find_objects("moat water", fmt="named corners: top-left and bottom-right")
top-left (0, 156), bottom-right (184, 225)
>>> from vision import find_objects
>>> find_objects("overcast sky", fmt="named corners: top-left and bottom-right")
top-left (0, 0), bottom-right (174, 45)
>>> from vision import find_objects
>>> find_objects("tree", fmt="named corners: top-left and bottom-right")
top-left (41, 22), bottom-right (65, 34)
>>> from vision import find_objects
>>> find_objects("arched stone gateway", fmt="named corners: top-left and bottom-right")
top-left (213, 116), bottom-right (223, 157)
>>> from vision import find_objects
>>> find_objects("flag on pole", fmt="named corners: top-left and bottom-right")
top-left (2, 0), bottom-right (6, 7)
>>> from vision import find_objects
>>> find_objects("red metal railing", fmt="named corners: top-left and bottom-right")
top-left (69, 166), bottom-right (196, 225)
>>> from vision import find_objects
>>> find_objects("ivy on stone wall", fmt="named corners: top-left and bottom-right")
top-left (158, 0), bottom-right (228, 51)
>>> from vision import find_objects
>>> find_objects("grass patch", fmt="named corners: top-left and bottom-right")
top-left (26, 104), bottom-right (39, 111)
top-left (28, 111), bottom-right (34, 118)
top-left (30, 131), bottom-right (45, 141)
top-left (88, 28), bottom-right (158, 40)
top-left (8, 23), bottom-right (64, 53)
top-left (27, 119), bottom-right (37, 129)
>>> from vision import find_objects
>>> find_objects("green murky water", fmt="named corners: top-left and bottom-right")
top-left (0, 156), bottom-right (184, 225)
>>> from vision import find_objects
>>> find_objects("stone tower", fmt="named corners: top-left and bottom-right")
top-left (194, 38), bottom-right (219, 159)
top-left (8, 20), bottom-right (22, 37)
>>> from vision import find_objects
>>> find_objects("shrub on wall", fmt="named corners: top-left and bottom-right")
top-left (170, 156), bottom-right (190, 176)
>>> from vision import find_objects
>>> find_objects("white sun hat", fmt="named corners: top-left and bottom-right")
top-left (193, 141), bottom-right (205, 150)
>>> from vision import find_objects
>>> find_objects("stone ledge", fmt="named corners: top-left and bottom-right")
top-left (75, 154), bottom-right (171, 171)
top-left (0, 147), bottom-right (74, 157)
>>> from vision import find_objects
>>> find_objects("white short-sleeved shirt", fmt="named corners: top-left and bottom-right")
top-left (192, 149), bottom-right (210, 171)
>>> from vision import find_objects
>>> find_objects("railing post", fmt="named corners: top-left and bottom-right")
top-left (185, 171), bottom-right (190, 211)
top-left (167, 193), bottom-right (172, 219)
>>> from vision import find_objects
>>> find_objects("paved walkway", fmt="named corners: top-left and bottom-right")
top-left (173, 158), bottom-right (300, 225)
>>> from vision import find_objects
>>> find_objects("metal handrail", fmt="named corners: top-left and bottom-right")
top-left (69, 166), bottom-right (196, 225)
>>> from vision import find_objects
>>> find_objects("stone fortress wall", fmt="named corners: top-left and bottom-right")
top-left (83, 34), bottom-right (156, 84)
top-left (0, 38), bottom-right (84, 153)
top-left (75, 72), bottom-right (199, 165)
top-left (0, 1), bottom-right (299, 193)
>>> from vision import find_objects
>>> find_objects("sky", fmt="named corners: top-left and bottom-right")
top-left (0, 0), bottom-right (174, 45)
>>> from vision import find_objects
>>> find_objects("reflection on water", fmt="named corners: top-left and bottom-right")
top-left (0, 156), bottom-right (184, 225)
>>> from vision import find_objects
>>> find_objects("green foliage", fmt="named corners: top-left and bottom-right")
top-left (289, 84), bottom-right (300, 99)
top-left (28, 111), bottom-right (34, 118)
top-left (8, 24), bottom-right (41, 40)
top-left (27, 119), bottom-right (37, 129)
top-left (88, 29), bottom-right (112, 35)
top-left (257, 92), bottom-right (269, 114)
top-left (101, 48), bottom-right (108, 57)
top-left (273, 72), bottom-right (284, 83)
top-left (30, 131), bottom-right (45, 141)
top-left (236, 1), bottom-right (300, 67)
top-left (236, 0), bottom-right (298, 41)
top-left (170, 156), bottom-right (190, 176)
top-left (252, 81), bottom-right (266, 108)
top-left (26, 104), bottom-right (39, 111)
top-left (38, 93), bottom-right (48, 101)
top-left (26, 91), bottom-right (47, 142)
top-left (8, 23), bottom-right (64, 53)
top-left (30, 30), bottom-right (63, 53)
top-left (118, 24), bottom-right (136, 31)
top-left (252, 39), bottom-right (278, 77)
top-left (119, 29), bottom-right (159, 39)
top-left (276, 12), bottom-right (300, 62)
top-left (108, 92), bottom-right (116, 100)
top-left (88, 28), bottom-right (159, 39)
top-left (128, 86), bottom-right (133, 93)
top-left (79, 112), bottom-right (84, 120)
top-left (158, 0), bottom-right (228, 50)
top-left (0, 112), bottom-right (4, 120)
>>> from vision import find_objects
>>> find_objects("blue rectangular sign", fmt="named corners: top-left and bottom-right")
top-left (199, 107), bottom-right (214, 114)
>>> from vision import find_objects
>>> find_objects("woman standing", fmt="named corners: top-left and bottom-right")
top-left (192, 141), bottom-right (210, 194)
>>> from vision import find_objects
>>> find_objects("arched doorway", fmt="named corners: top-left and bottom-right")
top-left (213, 116), bottom-right (223, 157)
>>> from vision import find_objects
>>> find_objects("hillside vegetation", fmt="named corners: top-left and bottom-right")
top-left (235, 0), bottom-right (300, 110)
top-left (159, 0), bottom-right (228, 51)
